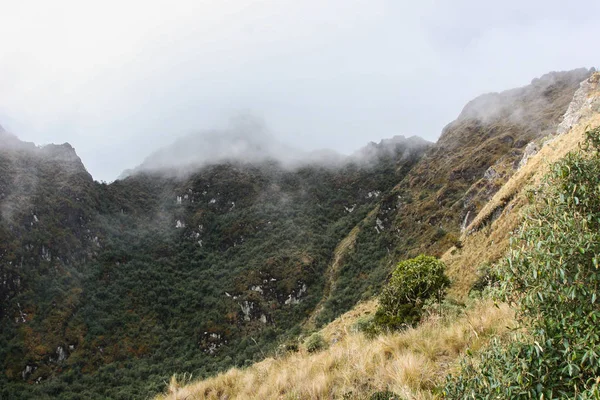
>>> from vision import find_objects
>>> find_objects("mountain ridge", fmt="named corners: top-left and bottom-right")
top-left (0, 67), bottom-right (594, 399)
top-left (122, 125), bottom-right (431, 180)
top-left (157, 69), bottom-right (600, 400)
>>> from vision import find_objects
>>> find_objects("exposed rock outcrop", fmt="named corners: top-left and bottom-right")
top-left (557, 70), bottom-right (600, 135)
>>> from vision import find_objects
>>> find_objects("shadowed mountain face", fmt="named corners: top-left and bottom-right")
top-left (0, 68), bottom-right (592, 399)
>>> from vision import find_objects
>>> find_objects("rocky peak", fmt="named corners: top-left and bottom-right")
top-left (0, 130), bottom-right (92, 183)
top-left (456, 68), bottom-right (593, 126)
top-left (350, 135), bottom-right (431, 165)
top-left (39, 142), bottom-right (82, 163)
top-left (557, 71), bottom-right (600, 135)
top-left (130, 125), bottom-right (303, 177)
top-left (437, 68), bottom-right (594, 155)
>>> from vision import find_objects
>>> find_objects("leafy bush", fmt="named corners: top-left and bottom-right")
top-left (370, 390), bottom-right (403, 400)
top-left (280, 340), bottom-right (299, 354)
top-left (305, 333), bottom-right (327, 353)
top-left (469, 263), bottom-right (500, 296)
top-left (445, 127), bottom-right (600, 399)
top-left (352, 314), bottom-right (379, 338)
top-left (377, 255), bottom-right (449, 330)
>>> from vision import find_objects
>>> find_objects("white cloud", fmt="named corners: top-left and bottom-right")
top-left (0, 0), bottom-right (598, 181)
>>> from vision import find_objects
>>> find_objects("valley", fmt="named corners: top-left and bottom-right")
top-left (0, 67), bottom-right (597, 399)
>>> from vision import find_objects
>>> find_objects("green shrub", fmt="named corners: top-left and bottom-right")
top-left (305, 333), bottom-right (327, 353)
top-left (378, 255), bottom-right (449, 330)
top-left (469, 263), bottom-right (500, 296)
top-left (280, 341), bottom-right (299, 353)
top-left (352, 314), bottom-right (374, 332)
top-left (370, 390), bottom-right (403, 400)
top-left (445, 127), bottom-right (600, 399)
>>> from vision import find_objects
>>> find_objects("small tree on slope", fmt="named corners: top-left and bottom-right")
top-left (376, 255), bottom-right (449, 330)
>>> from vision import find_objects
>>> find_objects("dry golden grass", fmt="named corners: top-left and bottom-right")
top-left (444, 112), bottom-right (600, 299)
top-left (319, 299), bottom-right (377, 343)
top-left (156, 301), bottom-right (513, 400)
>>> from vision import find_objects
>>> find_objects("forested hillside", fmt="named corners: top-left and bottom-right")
top-left (0, 68), bottom-right (593, 399)
top-left (1, 130), bottom-right (430, 398)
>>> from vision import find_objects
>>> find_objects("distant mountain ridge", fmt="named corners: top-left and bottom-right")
top-left (124, 119), bottom-right (429, 179)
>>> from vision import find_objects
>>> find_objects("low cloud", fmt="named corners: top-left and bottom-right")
top-left (0, 0), bottom-right (598, 181)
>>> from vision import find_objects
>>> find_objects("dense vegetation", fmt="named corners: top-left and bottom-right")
top-left (445, 127), bottom-right (600, 399)
top-left (0, 137), bottom-right (429, 399)
top-left (150, 71), bottom-right (600, 400)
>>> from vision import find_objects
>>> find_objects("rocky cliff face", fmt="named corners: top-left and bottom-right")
top-left (557, 71), bottom-right (600, 135)
top-left (0, 136), bottom-right (96, 311)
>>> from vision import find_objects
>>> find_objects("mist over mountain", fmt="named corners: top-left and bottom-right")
top-left (349, 135), bottom-right (431, 165)
top-left (124, 116), bottom-right (431, 179)
top-left (0, 129), bottom-right (36, 152)
top-left (0, 68), bottom-right (596, 399)
top-left (458, 68), bottom-right (593, 126)
top-left (126, 117), bottom-right (304, 176)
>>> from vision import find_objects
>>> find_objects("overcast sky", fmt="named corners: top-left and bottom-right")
top-left (0, 0), bottom-right (598, 182)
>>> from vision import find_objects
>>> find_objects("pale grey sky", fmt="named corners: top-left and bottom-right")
top-left (0, 0), bottom-right (598, 181)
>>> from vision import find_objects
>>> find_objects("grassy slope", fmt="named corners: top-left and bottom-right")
top-left (445, 74), bottom-right (600, 299)
top-left (159, 73), bottom-right (600, 400)
top-left (159, 301), bottom-right (513, 400)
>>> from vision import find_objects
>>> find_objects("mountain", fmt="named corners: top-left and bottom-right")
top-left (0, 124), bottom-right (430, 398)
top-left (0, 136), bottom-right (96, 317)
top-left (306, 68), bottom-right (594, 326)
top-left (157, 70), bottom-right (600, 400)
top-left (125, 118), bottom-right (429, 179)
top-left (382, 68), bottom-right (592, 256)
top-left (0, 67), bottom-right (594, 399)
top-left (124, 117), bottom-right (344, 179)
